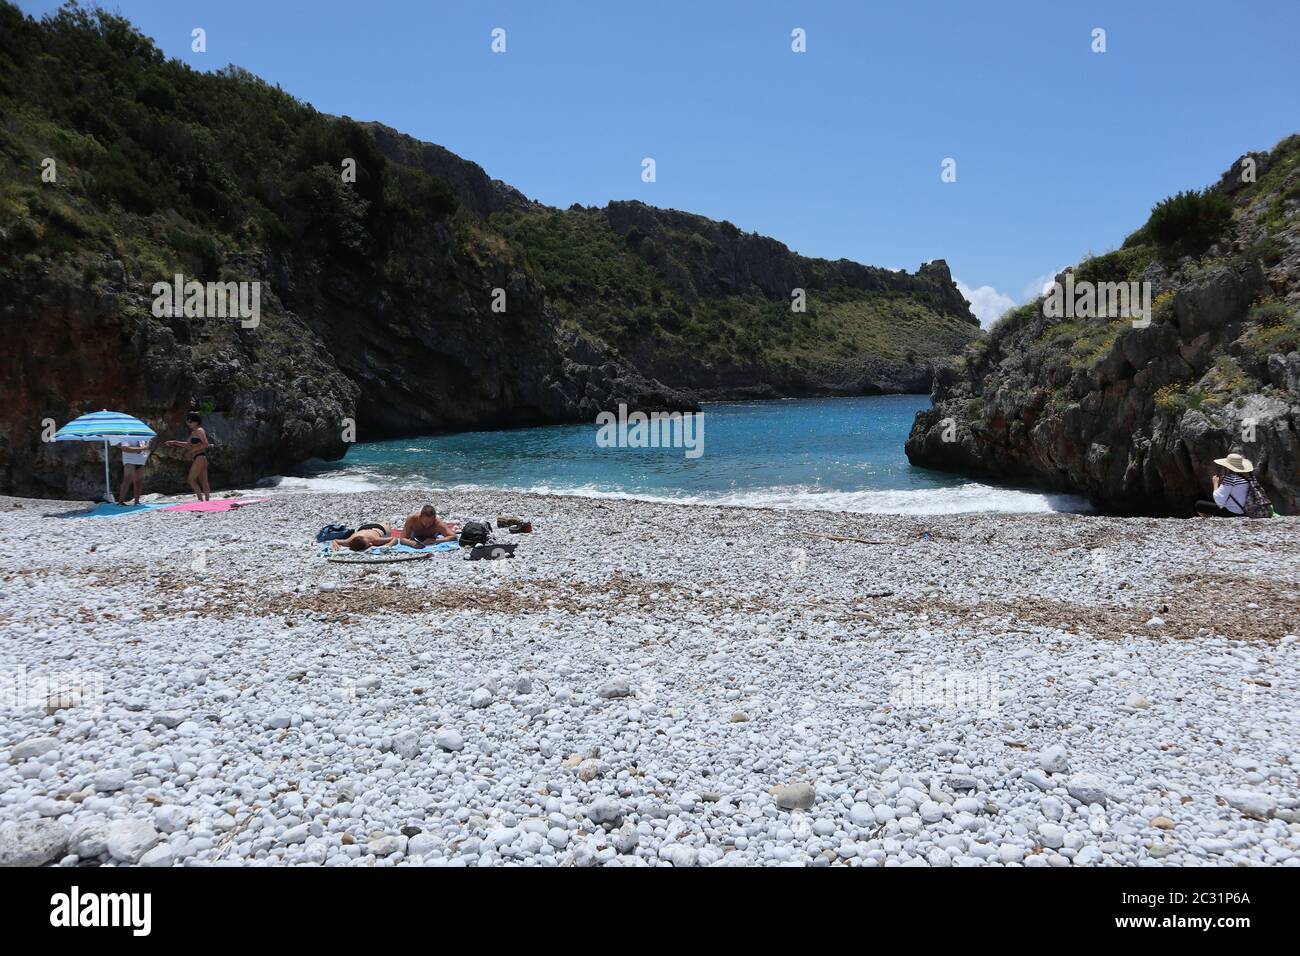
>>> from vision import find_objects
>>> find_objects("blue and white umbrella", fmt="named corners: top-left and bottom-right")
top-left (55, 410), bottom-right (157, 502)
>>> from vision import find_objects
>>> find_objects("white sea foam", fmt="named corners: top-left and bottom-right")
top-left (500, 482), bottom-right (1092, 515)
top-left (268, 471), bottom-right (1090, 515)
top-left (258, 472), bottom-right (385, 494)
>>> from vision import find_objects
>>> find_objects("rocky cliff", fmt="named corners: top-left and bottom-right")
top-left (0, 4), bottom-right (975, 498)
top-left (491, 201), bottom-right (978, 402)
top-left (907, 136), bottom-right (1300, 515)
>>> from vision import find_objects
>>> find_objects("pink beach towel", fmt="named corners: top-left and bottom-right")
top-left (159, 497), bottom-right (271, 513)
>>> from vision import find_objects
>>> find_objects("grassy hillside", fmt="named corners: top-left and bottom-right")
top-left (492, 204), bottom-right (977, 376)
top-left (0, 3), bottom-right (462, 296)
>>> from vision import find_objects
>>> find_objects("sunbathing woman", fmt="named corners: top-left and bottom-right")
top-left (330, 523), bottom-right (423, 551)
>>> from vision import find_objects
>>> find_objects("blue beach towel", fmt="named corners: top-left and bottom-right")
top-left (390, 541), bottom-right (460, 553)
top-left (58, 502), bottom-right (166, 519)
top-left (318, 538), bottom-right (460, 557)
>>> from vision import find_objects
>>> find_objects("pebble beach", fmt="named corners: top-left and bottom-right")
top-left (1, 489), bottom-right (1298, 867)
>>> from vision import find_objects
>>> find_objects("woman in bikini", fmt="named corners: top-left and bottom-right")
top-left (165, 413), bottom-right (211, 501)
top-left (331, 523), bottom-right (423, 551)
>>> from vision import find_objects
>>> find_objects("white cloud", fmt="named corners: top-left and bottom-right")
top-left (955, 279), bottom-right (1017, 329)
top-left (1020, 267), bottom-right (1067, 303)
top-left (956, 265), bottom-right (1070, 329)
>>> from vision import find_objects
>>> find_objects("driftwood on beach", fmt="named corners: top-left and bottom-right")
top-left (800, 532), bottom-right (900, 545)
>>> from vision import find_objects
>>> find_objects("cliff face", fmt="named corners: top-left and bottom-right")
top-left (907, 137), bottom-right (1300, 515)
top-left (491, 201), bottom-right (979, 403)
top-left (0, 4), bottom-right (975, 498)
top-left (594, 203), bottom-right (977, 399)
top-left (0, 264), bottom-right (358, 499)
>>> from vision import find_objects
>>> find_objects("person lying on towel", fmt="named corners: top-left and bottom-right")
top-left (331, 523), bottom-right (422, 551)
top-left (402, 504), bottom-right (457, 545)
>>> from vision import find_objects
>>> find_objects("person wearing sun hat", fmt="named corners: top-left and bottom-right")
top-left (1194, 452), bottom-right (1267, 517)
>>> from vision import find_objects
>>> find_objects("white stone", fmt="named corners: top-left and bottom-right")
top-left (588, 797), bottom-right (623, 825)
top-left (391, 730), bottom-right (420, 759)
top-left (106, 819), bottom-right (160, 863)
top-left (1039, 745), bottom-right (1070, 774)
top-left (597, 677), bottom-right (631, 699)
top-left (1221, 790), bottom-right (1275, 819)
top-left (408, 833), bottom-right (439, 857)
top-left (0, 820), bottom-right (68, 867)
top-left (139, 844), bottom-right (174, 867)
top-left (774, 782), bottom-right (815, 810)
top-left (612, 823), bottom-right (639, 853)
top-left (93, 769), bottom-right (131, 792)
top-left (69, 818), bottom-right (111, 859)
top-left (1038, 823), bottom-right (1066, 849)
top-left (10, 736), bottom-right (59, 762)
top-left (1066, 773), bottom-right (1108, 806)
top-left (659, 843), bottom-right (698, 867)
top-left (435, 729), bottom-right (464, 752)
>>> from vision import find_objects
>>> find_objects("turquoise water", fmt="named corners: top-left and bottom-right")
top-left (278, 395), bottom-right (1088, 514)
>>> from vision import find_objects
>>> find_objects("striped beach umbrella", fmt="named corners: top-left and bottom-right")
top-left (55, 410), bottom-right (157, 502)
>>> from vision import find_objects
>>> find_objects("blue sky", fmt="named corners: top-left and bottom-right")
top-left (16, 0), bottom-right (1300, 324)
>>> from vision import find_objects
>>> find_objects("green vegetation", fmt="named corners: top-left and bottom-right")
top-left (1240, 134), bottom-right (1300, 234)
top-left (968, 132), bottom-right (1299, 398)
top-left (492, 204), bottom-right (978, 372)
top-left (1154, 383), bottom-right (1216, 413)
top-left (1246, 235), bottom-right (1285, 266)
top-left (1072, 245), bottom-right (1156, 286)
top-left (1126, 189), bottom-right (1233, 260)
top-left (0, 1), bottom-right (979, 392)
top-left (0, 2), bottom-right (460, 291)
top-left (1148, 189), bottom-right (1235, 254)
top-left (1240, 297), bottom-right (1300, 362)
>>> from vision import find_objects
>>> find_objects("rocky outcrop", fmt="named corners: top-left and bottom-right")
top-left (907, 138), bottom-right (1300, 515)
top-left (362, 121), bottom-right (528, 218)
top-left (532, 201), bottom-right (979, 400)
top-left (603, 200), bottom-right (974, 316)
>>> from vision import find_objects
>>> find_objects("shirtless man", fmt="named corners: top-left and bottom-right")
top-left (402, 504), bottom-right (456, 545)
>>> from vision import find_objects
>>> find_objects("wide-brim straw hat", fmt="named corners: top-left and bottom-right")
top-left (1214, 453), bottom-right (1254, 473)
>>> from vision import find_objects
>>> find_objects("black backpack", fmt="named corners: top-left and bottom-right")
top-left (1243, 477), bottom-right (1274, 519)
top-left (458, 520), bottom-right (492, 547)
top-left (316, 523), bottom-right (354, 542)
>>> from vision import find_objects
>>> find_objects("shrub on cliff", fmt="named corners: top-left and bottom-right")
top-left (1133, 188), bottom-right (1233, 259)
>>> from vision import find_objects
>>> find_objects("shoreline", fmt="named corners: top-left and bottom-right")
top-left (1, 489), bottom-right (1297, 867)
top-left (260, 471), bottom-right (1098, 517)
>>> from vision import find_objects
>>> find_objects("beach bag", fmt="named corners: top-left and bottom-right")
top-left (316, 523), bottom-right (354, 542)
top-left (1243, 478), bottom-right (1273, 519)
top-left (467, 542), bottom-right (517, 561)
top-left (459, 520), bottom-right (492, 547)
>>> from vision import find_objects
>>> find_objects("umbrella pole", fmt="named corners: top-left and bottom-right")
top-left (103, 440), bottom-right (112, 503)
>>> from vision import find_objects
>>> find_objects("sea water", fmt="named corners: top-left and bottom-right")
top-left (273, 395), bottom-right (1089, 515)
